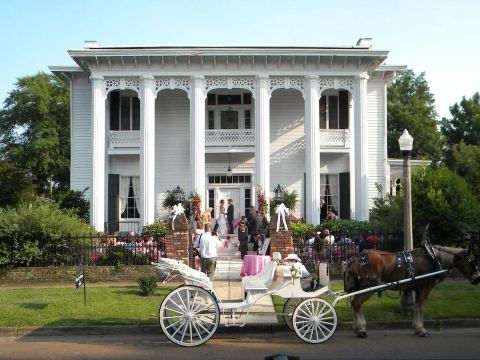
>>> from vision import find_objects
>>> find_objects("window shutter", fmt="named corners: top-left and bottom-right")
top-left (339, 90), bottom-right (349, 129)
top-left (110, 92), bottom-right (119, 130)
top-left (132, 97), bottom-right (140, 130)
top-left (108, 174), bottom-right (120, 233)
top-left (339, 172), bottom-right (350, 219)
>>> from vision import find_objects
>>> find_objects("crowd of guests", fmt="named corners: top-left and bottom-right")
top-left (300, 228), bottom-right (383, 261)
top-left (95, 231), bottom-right (164, 262)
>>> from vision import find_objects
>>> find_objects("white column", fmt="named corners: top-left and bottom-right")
top-left (254, 75), bottom-right (271, 208)
top-left (354, 73), bottom-right (369, 221)
top-left (140, 76), bottom-right (156, 226)
top-left (190, 75), bottom-right (206, 206)
top-left (305, 76), bottom-right (321, 225)
top-left (348, 93), bottom-right (356, 219)
top-left (90, 76), bottom-right (106, 232)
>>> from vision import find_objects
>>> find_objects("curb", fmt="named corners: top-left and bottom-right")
top-left (2, 319), bottom-right (480, 338)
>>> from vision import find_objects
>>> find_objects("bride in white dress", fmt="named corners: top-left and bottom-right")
top-left (216, 199), bottom-right (228, 236)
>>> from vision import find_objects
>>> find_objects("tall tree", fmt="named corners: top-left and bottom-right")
top-left (441, 92), bottom-right (480, 146)
top-left (0, 73), bottom-right (70, 198)
top-left (446, 141), bottom-right (480, 199)
top-left (387, 69), bottom-right (442, 160)
top-left (370, 166), bottom-right (480, 245)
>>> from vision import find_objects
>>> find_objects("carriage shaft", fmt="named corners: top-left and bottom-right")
top-left (331, 269), bottom-right (447, 307)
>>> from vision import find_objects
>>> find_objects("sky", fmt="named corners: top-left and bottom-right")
top-left (0, 0), bottom-right (478, 119)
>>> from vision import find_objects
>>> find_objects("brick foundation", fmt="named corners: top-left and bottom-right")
top-left (165, 213), bottom-right (190, 264)
top-left (0, 265), bottom-right (157, 284)
top-left (268, 214), bottom-right (294, 259)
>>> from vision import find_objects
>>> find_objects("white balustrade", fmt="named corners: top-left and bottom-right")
top-left (109, 130), bottom-right (141, 149)
top-left (108, 129), bottom-right (348, 149)
top-left (205, 129), bottom-right (255, 147)
top-left (320, 129), bottom-right (350, 147)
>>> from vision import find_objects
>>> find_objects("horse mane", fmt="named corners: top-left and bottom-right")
top-left (432, 245), bottom-right (464, 268)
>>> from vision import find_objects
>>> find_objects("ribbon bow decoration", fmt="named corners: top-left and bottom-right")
top-left (275, 203), bottom-right (289, 232)
top-left (171, 203), bottom-right (185, 230)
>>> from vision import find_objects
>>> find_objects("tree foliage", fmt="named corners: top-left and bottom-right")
top-left (53, 188), bottom-right (90, 223)
top-left (441, 93), bottom-right (480, 199)
top-left (441, 92), bottom-right (480, 146)
top-left (0, 159), bottom-right (36, 207)
top-left (387, 69), bottom-right (442, 160)
top-left (445, 141), bottom-right (480, 199)
top-left (369, 166), bottom-right (480, 246)
top-left (0, 199), bottom-right (96, 266)
top-left (0, 72), bottom-right (70, 200)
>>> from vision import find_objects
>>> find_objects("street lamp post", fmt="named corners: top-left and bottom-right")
top-left (398, 129), bottom-right (414, 315)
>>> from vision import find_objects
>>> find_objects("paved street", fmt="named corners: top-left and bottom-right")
top-left (0, 328), bottom-right (479, 360)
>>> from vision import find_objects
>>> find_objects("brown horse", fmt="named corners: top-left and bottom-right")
top-left (343, 244), bottom-right (480, 338)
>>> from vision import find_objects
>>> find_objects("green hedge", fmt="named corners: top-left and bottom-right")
top-left (0, 199), bottom-right (96, 266)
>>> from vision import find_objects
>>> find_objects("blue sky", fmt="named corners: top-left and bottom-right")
top-left (0, 0), bottom-right (478, 119)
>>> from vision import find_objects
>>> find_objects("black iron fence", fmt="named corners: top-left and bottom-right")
top-left (293, 232), bottom-right (403, 271)
top-left (1, 234), bottom-right (166, 268)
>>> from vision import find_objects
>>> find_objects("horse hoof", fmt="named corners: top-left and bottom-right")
top-left (356, 332), bottom-right (368, 338)
top-left (419, 332), bottom-right (430, 338)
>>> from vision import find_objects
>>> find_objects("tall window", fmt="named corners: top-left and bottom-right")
top-left (120, 176), bottom-right (140, 219)
top-left (320, 90), bottom-right (349, 130)
top-left (206, 92), bottom-right (253, 130)
top-left (110, 92), bottom-right (140, 131)
top-left (320, 174), bottom-right (339, 215)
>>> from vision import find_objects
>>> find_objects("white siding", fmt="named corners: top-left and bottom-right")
top-left (206, 153), bottom-right (254, 174)
top-left (70, 73), bottom-right (92, 199)
top-left (270, 89), bottom-right (305, 218)
top-left (155, 90), bottom-right (190, 219)
top-left (109, 155), bottom-right (139, 175)
top-left (320, 153), bottom-right (349, 173)
top-left (367, 80), bottom-right (387, 206)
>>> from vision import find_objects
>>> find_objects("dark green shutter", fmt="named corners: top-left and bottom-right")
top-left (339, 172), bottom-right (350, 219)
top-left (110, 92), bottom-right (119, 130)
top-left (108, 174), bottom-right (119, 233)
top-left (339, 90), bottom-right (349, 129)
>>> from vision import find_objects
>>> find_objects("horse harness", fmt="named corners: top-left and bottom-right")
top-left (349, 245), bottom-right (444, 291)
top-left (397, 251), bottom-right (416, 279)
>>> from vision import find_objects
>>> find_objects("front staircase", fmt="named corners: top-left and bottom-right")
top-left (214, 235), bottom-right (243, 281)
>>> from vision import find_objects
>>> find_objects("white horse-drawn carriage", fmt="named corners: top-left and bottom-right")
top-left (154, 252), bottom-right (339, 346)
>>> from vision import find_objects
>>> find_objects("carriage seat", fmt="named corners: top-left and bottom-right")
top-left (241, 252), bottom-right (281, 294)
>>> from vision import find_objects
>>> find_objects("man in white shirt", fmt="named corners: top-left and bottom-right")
top-left (194, 223), bottom-right (223, 280)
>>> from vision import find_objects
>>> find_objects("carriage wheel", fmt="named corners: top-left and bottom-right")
top-left (292, 298), bottom-right (337, 344)
top-left (283, 298), bottom-right (303, 331)
top-left (159, 285), bottom-right (220, 347)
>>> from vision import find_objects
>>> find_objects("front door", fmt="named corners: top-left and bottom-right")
top-left (216, 187), bottom-right (241, 219)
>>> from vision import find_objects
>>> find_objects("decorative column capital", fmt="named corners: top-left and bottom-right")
top-left (305, 75), bottom-right (320, 81)
top-left (142, 75), bottom-right (155, 80)
top-left (89, 75), bottom-right (104, 81)
top-left (356, 72), bottom-right (369, 81)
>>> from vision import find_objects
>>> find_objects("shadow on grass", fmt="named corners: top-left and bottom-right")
top-left (19, 303), bottom-right (49, 310)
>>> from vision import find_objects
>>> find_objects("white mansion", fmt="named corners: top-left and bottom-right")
top-left (51, 39), bottom-right (405, 233)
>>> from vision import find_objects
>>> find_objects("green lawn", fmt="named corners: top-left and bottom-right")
top-left (273, 280), bottom-right (480, 322)
top-left (0, 286), bottom-right (173, 327)
top-left (0, 280), bottom-right (479, 327)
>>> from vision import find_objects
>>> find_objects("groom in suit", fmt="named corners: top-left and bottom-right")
top-left (226, 198), bottom-right (234, 234)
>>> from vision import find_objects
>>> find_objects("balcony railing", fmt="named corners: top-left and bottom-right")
top-left (205, 129), bottom-right (255, 147)
top-left (108, 129), bottom-right (349, 150)
top-left (109, 130), bottom-right (140, 150)
top-left (320, 129), bottom-right (350, 147)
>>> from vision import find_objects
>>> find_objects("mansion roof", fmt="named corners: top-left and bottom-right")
top-left (51, 39), bottom-right (406, 81)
